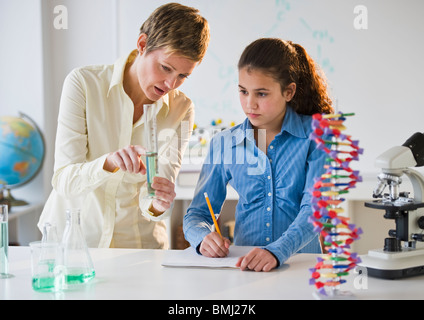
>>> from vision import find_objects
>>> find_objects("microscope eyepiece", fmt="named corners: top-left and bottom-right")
top-left (402, 132), bottom-right (424, 167)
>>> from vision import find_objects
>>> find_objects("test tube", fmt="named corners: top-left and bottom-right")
top-left (0, 204), bottom-right (13, 279)
top-left (144, 104), bottom-right (159, 198)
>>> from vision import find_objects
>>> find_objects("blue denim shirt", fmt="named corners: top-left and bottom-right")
top-left (183, 106), bottom-right (326, 265)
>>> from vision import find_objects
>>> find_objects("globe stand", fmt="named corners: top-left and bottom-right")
top-left (5, 188), bottom-right (28, 207)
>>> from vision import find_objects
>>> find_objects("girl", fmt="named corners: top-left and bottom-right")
top-left (38, 3), bottom-right (210, 249)
top-left (183, 38), bottom-right (333, 272)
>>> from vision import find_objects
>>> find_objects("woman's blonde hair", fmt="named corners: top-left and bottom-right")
top-left (140, 3), bottom-right (210, 62)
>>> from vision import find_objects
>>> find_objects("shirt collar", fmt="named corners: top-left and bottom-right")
top-left (232, 118), bottom-right (252, 146)
top-left (280, 105), bottom-right (308, 139)
top-left (108, 50), bottom-right (170, 117)
top-left (152, 95), bottom-right (170, 118)
top-left (107, 50), bottom-right (136, 97)
top-left (232, 105), bottom-right (307, 146)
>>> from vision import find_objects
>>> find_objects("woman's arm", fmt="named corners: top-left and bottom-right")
top-left (51, 69), bottom-right (115, 198)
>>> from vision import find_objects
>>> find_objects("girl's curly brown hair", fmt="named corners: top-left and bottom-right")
top-left (238, 38), bottom-right (333, 115)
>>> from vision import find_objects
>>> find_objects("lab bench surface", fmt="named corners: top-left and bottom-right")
top-left (1, 246), bottom-right (423, 300)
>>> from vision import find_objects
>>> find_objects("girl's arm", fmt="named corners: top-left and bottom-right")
top-left (183, 135), bottom-right (230, 252)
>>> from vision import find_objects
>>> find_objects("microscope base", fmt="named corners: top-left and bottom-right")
top-left (360, 248), bottom-right (424, 279)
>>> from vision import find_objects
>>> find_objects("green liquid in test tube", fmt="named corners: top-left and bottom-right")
top-left (0, 221), bottom-right (8, 277)
top-left (0, 204), bottom-right (13, 279)
top-left (144, 104), bottom-right (159, 199)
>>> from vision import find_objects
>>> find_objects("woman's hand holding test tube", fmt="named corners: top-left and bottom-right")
top-left (103, 145), bottom-right (176, 214)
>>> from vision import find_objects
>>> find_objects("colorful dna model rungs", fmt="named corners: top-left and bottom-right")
top-left (308, 112), bottom-right (364, 299)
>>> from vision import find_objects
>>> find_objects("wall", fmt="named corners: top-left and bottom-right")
top-left (0, 0), bottom-right (45, 203)
top-left (0, 0), bottom-right (118, 204)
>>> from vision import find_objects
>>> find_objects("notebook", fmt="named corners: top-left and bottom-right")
top-left (162, 246), bottom-right (256, 268)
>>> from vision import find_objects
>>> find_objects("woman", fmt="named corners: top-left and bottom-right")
top-left (39, 3), bottom-right (210, 249)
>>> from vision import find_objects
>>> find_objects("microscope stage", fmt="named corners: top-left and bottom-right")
top-left (365, 199), bottom-right (424, 212)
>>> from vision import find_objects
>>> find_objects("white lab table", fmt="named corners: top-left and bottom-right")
top-left (1, 246), bottom-right (423, 301)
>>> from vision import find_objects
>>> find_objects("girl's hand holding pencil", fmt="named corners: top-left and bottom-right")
top-left (200, 192), bottom-right (231, 257)
top-left (199, 232), bottom-right (231, 258)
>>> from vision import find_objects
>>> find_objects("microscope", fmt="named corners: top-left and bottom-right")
top-left (360, 132), bottom-right (424, 279)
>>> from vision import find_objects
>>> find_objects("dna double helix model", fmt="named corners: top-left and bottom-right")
top-left (308, 112), bottom-right (364, 298)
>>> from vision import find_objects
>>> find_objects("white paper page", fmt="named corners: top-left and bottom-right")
top-left (162, 246), bottom-right (257, 269)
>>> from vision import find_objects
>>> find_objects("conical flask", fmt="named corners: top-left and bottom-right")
top-left (39, 222), bottom-right (60, 265)
top-left (61, 209), bottom-right (95, 285)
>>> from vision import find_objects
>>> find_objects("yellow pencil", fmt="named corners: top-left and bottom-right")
top-left (204, 192), bottom-right (222, 238)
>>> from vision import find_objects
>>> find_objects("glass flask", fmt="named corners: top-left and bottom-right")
top-left (61, 209), bottom-right (95, 286)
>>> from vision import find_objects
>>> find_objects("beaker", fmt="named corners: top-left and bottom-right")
top-left (61, 209), bottom-right (95, 286)
top-left (144, 104), bottom-right (159, 199)
top-left (30, 241), bottom-right (64, 292)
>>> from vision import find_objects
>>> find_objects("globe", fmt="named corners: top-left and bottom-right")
top-left (0, 113), bottom-right (45, 205)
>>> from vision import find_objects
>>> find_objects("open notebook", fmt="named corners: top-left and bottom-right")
top-left (162, 246), bottom-right (256, 268)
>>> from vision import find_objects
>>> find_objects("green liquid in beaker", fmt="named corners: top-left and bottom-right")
top-left (32, 260), bottom-right (60, 292)
top-left (32, 276), bottom-right (57, 291)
